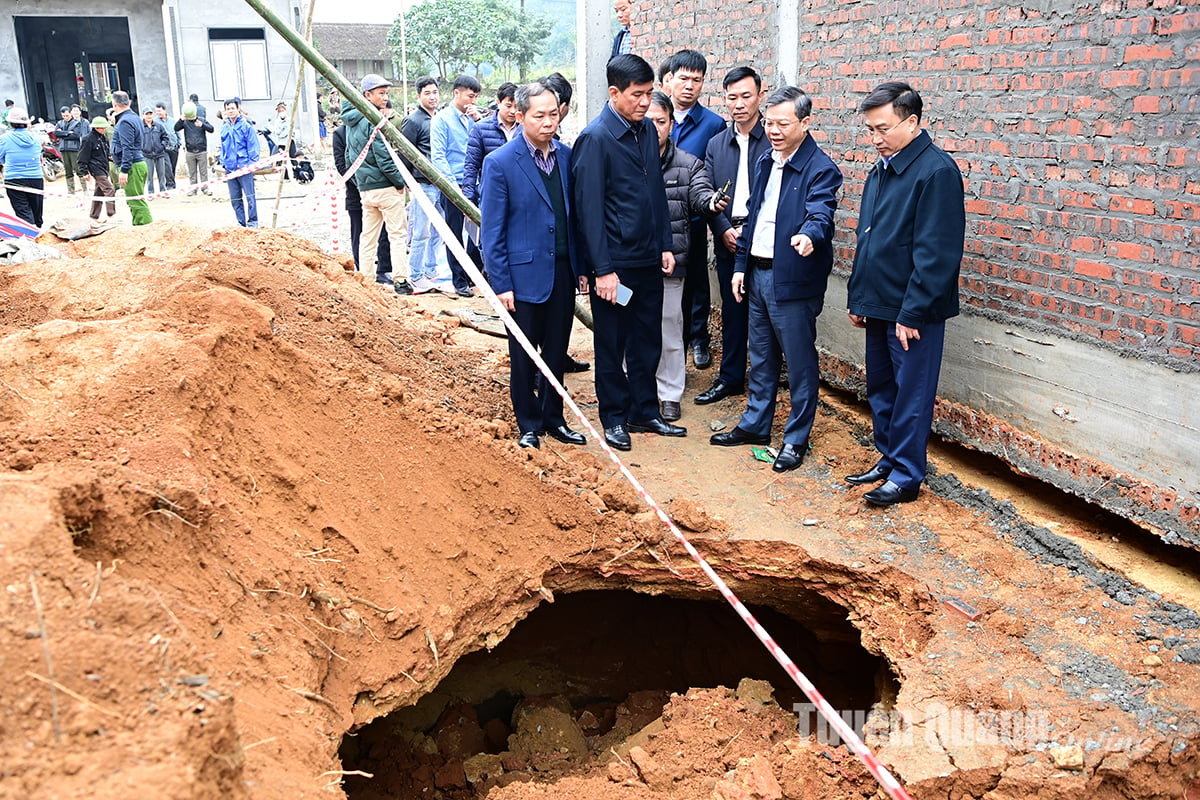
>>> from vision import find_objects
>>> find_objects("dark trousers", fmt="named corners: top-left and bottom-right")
top-left (89, 172), bottom-right (117, 219)
top-left (6, 178), bottom-right (44, 227)
top-left (62, 150), bottom-right (80, 191)
top-left (165, 149), bottom-right (178, 189)
top-left (681, 218), bottom-right (711, 347)
top-left (863, 317), bottom-right (946, 491)
top-left (713, 247), bottom-right (749, 387)
top-left (438, 193), bottom-right (477, 293)
top-left (738, 265), bottom-right (823, 446)
top-left (509, 259), bottom-right (575, 434)
top-left (591, 266), bottom-right (664, 428)
top-left (348, 206), bottom-right (392, 276)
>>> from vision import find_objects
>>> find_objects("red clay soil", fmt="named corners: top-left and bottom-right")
top-left (1, 223), bottom-right (1198, 800)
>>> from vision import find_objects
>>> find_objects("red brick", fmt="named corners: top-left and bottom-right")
top-left (1132, 95), bottom-right (1168, 113)
top-left (1157, 11), bottom-right (1200, 34)
top-left (1109, 195), bottom-right (1156, 215)
top-left (1150, 69), bottom-right (1200, 88)
top-left (1165, 200), bottom-right (1200, 219)
top-left (1124, 44), bottom-right (1174, 61)
top-left (1101, 69), bottom-right (1147, 88)
top-left (1074, 259), bottom-right (1114, 280)
top-left (1175, 325), bottom-right (1200, 346)
top-left (940, 32), bottom-right (972, 48)
top-left (1109, 242), bottom-right (1156, 262)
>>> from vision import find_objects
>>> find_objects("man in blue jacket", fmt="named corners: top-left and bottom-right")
top-left (481, 82), bottom-right (587, 451)
top-left (110, 91), bottom-right (151, 226)
top-left (709, 87), bottom-right (842, 474)
top-left (462, 82), bottom-right (519, 206)
top-left (845, 81), bottom-right (965, 506)
top-left (431, 74), bottom-right (482, 297)
top-left (572, 54), bottom-right (683, 451)
top-left (219, 99), bottom-right (261, 227)
top-left (661, 50), bottom-right (727, 371)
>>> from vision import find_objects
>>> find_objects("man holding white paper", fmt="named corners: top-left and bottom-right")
top-left (571, 54), bottom-right (684, 451)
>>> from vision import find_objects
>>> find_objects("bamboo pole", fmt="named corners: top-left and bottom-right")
top-left (240, 0), bottom-right (593, 329)
top-left (271, 0), bottom-right (316, 228)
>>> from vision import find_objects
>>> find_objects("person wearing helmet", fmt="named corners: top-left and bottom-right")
top-left (0, 107), bottom-right (45, 227)
top-left (174, 102), bottom-right (214, 195)
top-left (342, 73), bottom-right (413, 293)
top-left (78, 116), bottom-right (116, 228)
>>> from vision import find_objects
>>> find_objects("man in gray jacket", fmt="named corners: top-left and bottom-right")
top-left (141, 108), bottom-right (171, 195)
top-left (54, 105), bottom-right (89, 194)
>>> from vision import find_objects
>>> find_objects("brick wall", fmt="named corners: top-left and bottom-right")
top-left (628, 1), bottom-right (779, 103)
top-left (632, 0), bottom-right (1199, 363)
top-left (806, 0), bottom-right (1200, 362)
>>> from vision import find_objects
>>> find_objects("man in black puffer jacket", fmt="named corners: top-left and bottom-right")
top-left (78, 115), bottom-right (116, 226)
top-left (646, 92), bottom-right (719, 423)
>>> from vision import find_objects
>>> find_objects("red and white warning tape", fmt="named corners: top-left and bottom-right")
top-left (379, 134), bottom-right (914, 800)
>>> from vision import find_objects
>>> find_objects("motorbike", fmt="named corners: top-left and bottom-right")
top-left (34, 123), bottom-right (65, 182)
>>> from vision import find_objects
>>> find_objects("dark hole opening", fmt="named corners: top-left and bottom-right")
top-left (339, 588), bottom-right (895, 798)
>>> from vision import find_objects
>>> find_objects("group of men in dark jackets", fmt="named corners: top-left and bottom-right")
top-left (400, 48), bottom-right (965, 506)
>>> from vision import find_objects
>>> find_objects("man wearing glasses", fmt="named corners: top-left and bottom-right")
top-left (844, 81), bottom-right (966, 506)
top-left (708, 87), bottom-right (842, 474)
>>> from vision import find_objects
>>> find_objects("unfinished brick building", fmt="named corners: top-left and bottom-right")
top-left (626, 0), bottom-right (1199, 545)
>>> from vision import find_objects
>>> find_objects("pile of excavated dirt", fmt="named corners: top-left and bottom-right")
top-left (2, 223), bottom-right (1199, 800)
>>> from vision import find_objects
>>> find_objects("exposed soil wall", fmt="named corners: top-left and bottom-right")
top-left (1, 224), bottom-right (1198, 799)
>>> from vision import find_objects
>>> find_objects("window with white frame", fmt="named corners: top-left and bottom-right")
top-left (209, 28), bottom-right (270, 100)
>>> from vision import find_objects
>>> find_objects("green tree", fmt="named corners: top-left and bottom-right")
top-left (489, 3), bottom-right (553, 82)
top-left (389, 0), bottom-right (498, 80)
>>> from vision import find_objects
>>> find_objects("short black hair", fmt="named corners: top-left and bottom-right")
top-left (667, 49), bottom-right (708, 77)
top-left (60, 105), bottom-right (70, 113)
top-left (763, 86), bottom-right (812, 120)
top-left (497, 82), bottom-right (517, 102)
top-left (539, 72), bottom-right (572, 107)
top-left (650, 91), bottom-right (673, 116)
top-left (188, 93), bottom-right (199, 102)
top-left (155, 102), bottom-right (167, 110)
top-left (4, 99), bottom-right (14, 107)
top-left (657, 57), bottom-right (673, 85)
top-left (859, 81), bottom-right (922, 122)
top-left (452, 74), bottom-right (482, 93)
top-left (607, 54), bottom-right (654, 92)
top-left (723, 66), bottom-right (761, 91)
top-left (416, 75), bottom-right (438, 93)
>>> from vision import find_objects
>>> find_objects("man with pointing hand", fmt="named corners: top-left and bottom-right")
top-left (709, 86), bottom-right (842, 474)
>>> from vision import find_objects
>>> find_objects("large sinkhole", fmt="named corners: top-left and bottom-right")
top-left (339, 588), bottom-right (896, 798)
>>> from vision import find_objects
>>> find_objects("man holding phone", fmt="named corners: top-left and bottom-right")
top-left (572, 54), bottom-right (684, 451)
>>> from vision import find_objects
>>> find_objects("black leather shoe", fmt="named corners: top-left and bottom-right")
top-left (627, 418), bottom-right (687, 437)
top-left (692, 342), bottom-right (712, 369)
top-left (863, 481), bottom-right (920, 506)
top-left (542, 425), bottom-right (586, 445)
top-left (845, 462), bottom-right (889, 485)
top-left (695, 380), bottom-right (745, 405)
top-left (565, 356), bottom-right (591, 373)
top-left (709, 426), bottom-right (771, 447)
top-left (604, 425), bottom-right (632, 451)
top-left (661, 401), bottom-right (681, 421)
top-left (518, 431), bottom-right (540, 449)
top-left (772, 443), bottom-right (805, 472)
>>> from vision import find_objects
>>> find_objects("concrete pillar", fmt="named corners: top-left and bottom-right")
top-left (777, 2), bottom-right (799, 87)
top-left (576, 0), bottom-right (611, 126)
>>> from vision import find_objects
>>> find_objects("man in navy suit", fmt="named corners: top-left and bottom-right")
top-left (572, 54), bottom-right (684, 452)
top-left (709, 87), bottom-right (843, 474)
top-left (845, 81), bottom-right (965, 505)
top-left (481, 82), bottom-right (587, 450)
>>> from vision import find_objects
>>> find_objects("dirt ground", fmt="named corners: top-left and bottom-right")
top-left (1, 181), bottom-right (1199, 799)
